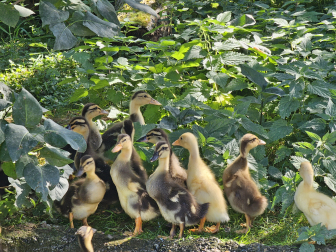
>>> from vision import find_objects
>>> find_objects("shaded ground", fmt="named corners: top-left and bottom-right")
top-left (1, 222), bottom-right (335, 252)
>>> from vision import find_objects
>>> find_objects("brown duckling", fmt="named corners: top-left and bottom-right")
top-left (223, 133), bottom-right (267, 233)
top-left (137, 128), bottom-right (187, 187)
top-left (110, 134), bottom-right (160, 235)
top-left (55, 155), bottom-right (106, 228)
top-left (173, 133), bottom-right (229, 233)
top-left (75, 226), bottom-right (96, 252)
top-left (294, 161), bottom-right (336, 229)
top-left (148, 142), bottom-right (209, 238)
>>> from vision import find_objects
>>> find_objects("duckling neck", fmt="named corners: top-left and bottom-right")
top-left (118, 148), bottom-right (132, 162)
top-left (85, 169), bottom-right (99, 181)
top-left (129, 101), bottom-right (145, 125)
top-left (157, 156), bottom-right (170, 173)
top-left (303, 175), bottom-right (314, 189)
top-left (188, 144), bottom-right (200, 160)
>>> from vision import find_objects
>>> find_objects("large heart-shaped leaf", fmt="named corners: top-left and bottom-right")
top-left (48, 177), bottom-right (69, 201)
top-left (50, 22), bottom-right (78, 50)
top-left (24, 163), bottom-right (60, 201)
top-left (96, 0), bottom-right (120, 26)
top-left (2, 162), bottom-right (17, 179)
top-left (0, 3), bottom-right (20, 27)
top-left (40, 146), bottom-right (73, 166)
top-left (12, 88), bottom-right (43, 128)
top-left (44, 119), bottom-right (86, 152)
top-left (16, 154), bottom-right (37, 178)
top-left (68, 11), bottom-right (96, 37)
top-left (5, 124), bottom-right (38, 162)
top-left (8, 178), bottom-right (32, 208)
top-left (123, 0), bottom-right (158, 17)
top-left (83, 11), bottom-right (119, 38)
top-left (39, 1), bottom-right (69, 26)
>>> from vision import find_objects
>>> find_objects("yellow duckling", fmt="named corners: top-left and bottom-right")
top-left (294, 161), bottom-right (336, 229)
top-left (110, 134), bottom-right (160, 235)
top-left (55, 155), bottom-right (106, 228)
top-left (172, 132), bottom-right (229, 233)
top-left (223, 133), bottom-right (267, 233)
top-left (75, 226), bottom-right (96, 252)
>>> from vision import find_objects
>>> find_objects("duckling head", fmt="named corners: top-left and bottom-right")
top-left (131, 91), bottom-right (161, 106)
top-left (75, 226), bottom-right (96, 252)
top-left (69, 117), bottom-right (90, 141)
top-left (172, 132), bottom-right (197, 150)
top-left (137, 128), bottom-right (168, 144)
top-left (82, 103), bottom-right (108, 121)
top-left (150, 141), bottom-right (171, 162)
top-left (112, 134), bottom-right (132, 153)
top-left (76, 155), bottom-right (96, 177)
top-left (121, 120), bottom-right (135, 141)
top-left (239, 133), bottom-right (266, 158)
top-left (299, 161), bottom-right (314, 186)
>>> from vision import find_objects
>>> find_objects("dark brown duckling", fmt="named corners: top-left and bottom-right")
top-left (222, 133), bottom-right (268, 233)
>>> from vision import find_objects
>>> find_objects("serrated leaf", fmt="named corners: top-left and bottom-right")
top-left (12, 88), bottom-right (43, 128)
top-left (305, 131), bottom-right (321, 142)
top-left (272, 18), bottom-right (289, 27)
top-left (240, 64), bottom-right (268, 90)
top-left (14, 5), bottom-right (35, 17)
top-left (8, 178), bottom-right (32, 208)
top-left (278, 96), bottom-right (300, 119)
top-left (290, 156), bottom-right (309, 169)
top-left (133, 123), bottom-right (156, 144)
top-left (39, 1), bottom-right (69, 27)
top-left (221, 52), bottom-right (253, 65)
top-left (299, 242), bottom-right (315, 252)
top-left (263, 87), bottom-right (285, 96)
top-left (268, 166), bottom-right (283, 179)
top-left (5, 124), bottom-right (38, 162)
top-left (324, 175), bottom-right (336, 193)
top-left (326, 98), bottom-right (336, 117)
top-left (216, 11), bottom-right (231, 23)
top-left (299, 118), bottom-right (326, 132)
top-left (40, 146), bottom-right (72, 166)
top-left (228, 14), bottom-right (256, 27)
top-left (206, 71), bottom-right (230, 89)
top-left (184, 46), bottom-right (206, 60)
top-left (123, 0), bottom-right (158, 17)
top-left (307, 82), bottom-right (331, 98)
top-left (240, 117), bottom-right (268, 139)
top-left (96, 0), bottom-right (120, 26)
top-left (50, 22), bottom-right (78, 50)
top-left (48, 177), bottom-right (69, 201)
top-left (297, 230), bottom-right (310, 241)
top-left (24, 163), bottom-right (60, 201)
top-left (143, 105), bottom-right (161, 124)
top-left (44, 119), bottom-right (87, 152)
top-left (83, 11), bottom-right (119, 38)
top-left (268, 119), bottom-right (293, 142)
top-left (0, 3), bottom-right (20, 27)
top-left (224, 78), bottom-right (248, 92)
top-left (69, 88), bottom-right (88, 102)
top-left (2, 162), bottom-right (17, 179)
top-left (275, 146), bottom-right (292, 164)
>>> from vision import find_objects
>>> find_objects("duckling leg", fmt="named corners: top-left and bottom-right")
top-left (189, 217), bottom-right (206, 233)
top-left (236, 214), bottom-right (251, 234)
top-left (170, 224), bottom-right (176, 238)
top-left (205, 222), bottom-right (220, 233)
top-left (69, 212), bottom-right (74, 228)
top-left (178, 223), bottom-right (185, 239)
top-left (82, 218), bottom-right (88, 226)
top-left (133, 217), bottom-right (143, 235)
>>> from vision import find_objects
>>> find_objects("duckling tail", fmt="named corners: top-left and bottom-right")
top-left (249, 196), bottom-right (268, 217)
top-left (198, 202), bottom-right (210, 219)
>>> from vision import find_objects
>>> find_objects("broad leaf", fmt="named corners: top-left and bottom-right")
top-left (50, 22), bottom-right (78, 50)
top-left (290, 156), bottom-right (309, 169)
top-left (68, 11), bottom-right (96, 37)
top-left (49, 177), bottom-right (69, 201)
top-left (268, 119), bottom-right (293, 142)
top-left (324, 174), bottom-right (336, 193)
top-left (275, 146), bottom-right (292, 164)
top-left (44, 119), bottom-right (87, 152)
top-left (216, 11), bottom-right (231, 23)
top-left (268, 166), bottom-right (282, 179)
top-left (96, 0), bottom-right (120, 26)
top-left (240, 64), bottom-right (268, 90)
top-left (16, 154), bottom-right (37, 178)
top-left (325, 99), bottom-right (336, 117)
top-left (0, 99), bottom-right (12, 111)
top-left (69, 88), bottom-right (88, 102)
top-left (24, 163), bottom-right (60, 201)
top-left (12, 88), bottom-right (43, 128)
top-left (228, 14), bottom-right (256, 27)
top-left (0, 3), bottom-right (20, 27)
top-left (40, 146), bottom-right (72, 166)
top-left (83, 11), bottom-right (119, 38)
top-left (39, 1), bottom-right (69, 27)
top-left (8, 178), bottom-right (32, 208)
top-left (2, 162), bottom-right (17, 179)
top-left (278, 96), bottom-right (300, 119)
top-left (123, 0), bottom-right (158, 17)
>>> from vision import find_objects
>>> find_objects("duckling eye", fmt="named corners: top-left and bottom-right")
top-left (144, 95), bottom-right (148, 98)
top-left (180, 137), bottom-right (183, 140)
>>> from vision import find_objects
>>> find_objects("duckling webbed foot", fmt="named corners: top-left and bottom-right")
top-left (236, 214), bottom-right (251, 234)
top-left (189, 217), bottom-right (206, 233)
top-left (205, 222), bottom-right (220, 233)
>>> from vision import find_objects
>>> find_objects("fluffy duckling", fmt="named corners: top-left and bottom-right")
top-left (148, 142), bottom-right (209, 238)
top-left (82, 103), bottom-right (108, 150)
top-left (172, 133), bottom-right (229, 233)
top-left (75, 226), bottom-right (96, 252)
top-left (223, 133), bottom-right (267, 233)
top-left (294, 161), bottom-right (336, 229)
top-left (110, 134), bottom-right (160, 235)
top-left (55, 155), bottom-right (106, 228)
top-left (137, 128), bottom-right (187, 187)
top-left (69, 117), bottom-right (118, 202)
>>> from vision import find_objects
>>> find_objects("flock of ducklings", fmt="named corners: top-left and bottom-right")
top-left (54, 91), bottom-right (336, 251)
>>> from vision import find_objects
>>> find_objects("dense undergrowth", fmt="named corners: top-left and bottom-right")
top-left (1, 0), bottom-right (336, 250)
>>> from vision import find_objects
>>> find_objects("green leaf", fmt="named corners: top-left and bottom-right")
top-left (24, 163), bottom-right (60, 201)
top-left (0, 3), bottom-right (20, 27)
top-left (297, 230), bottom-right (310, 242)
top-left (40, 146), bottom-right (72, 166)
top-left (278, 96), bottom-right (300, 119)
top-left (305, 131), bottom-right (321, 142)
top-left (69, 88), bottom-right (88, 102)
top-left (83, 11), bottom-right (119, 38)
top-left (324, 174), bottom-right (336, 193)
top-left (224, 78), bottom-right (248, 92)
top-left (216, 11), bottom-right (231, 23)
top-left (39, 1), bottom-right (69, 27)
top-left (322, 160), bottom-right (336, 177)
top-left (184, 46), bottom-right (206, 60)
top-left (44, 119), bottom-right (87, 152)
top-left (307, 82), bottom-right (331, 98)
top-left (0, 120), bottom-right (7, 145)
top-left (268, 166), bottom-right (282, 179)
top-left (0, 99), bottom-right (12, 111)
top-left (48, 177), bottom-right (69, 201)
top-left (12, 88), bottom-right (43, 128)
top-left (8, 178), bottom-right (32, 208)
top-left (228, 14), bottom-right (256, 27)
top-left (268, 119), bottom-right (293, 142)
top-left (143, 105), bottom-right (161, 124)
top-left (5, 124), bottom-right (38, 162)
top-left (290, 156), bottom-right (309, 169)
top-left (16, 155), bottom-right (37, 178)
top-left (206, 71), bottom-right (230, 89)
top-left (50, 22), bottom-right (78, 50)
top-left (123, 0), bottom-right (158, 17)
top-left (2, 162), bottom-right (17, 179)
top-left (221, 52), bottom-right (253, 65)
top-left (240, 64), bottom-right (268, 90)
top-left (299, 118), bottom-right (326, 132)
top-left (275, 146), bottom-right (292, 164)
top-left (240, 117), bottom-right (268, 139)
top-left (325, 99), bottom-right (336, 117)
top-left (68, 11), bottom-right (96, 37)
top-left (96, 0), bottom-right (120, 26)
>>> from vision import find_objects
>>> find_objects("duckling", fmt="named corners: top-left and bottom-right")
top-left (55, 155), bottom-right (106, 228)
top-left (75, 226), bottom-right (96, 252)
top-left (172, 133), bottom-right (229, 233)
top-left (148, 141), bottom-right (209, 238)
top-left (222, 133), bottom-right (267, 233)
top-left (110, 134), bottom-right (160, 235)
top-left (82, 103), bottom-right (108, 150)
top-left (294, 161), bottom-right (336, 229)
top-left (69, 117), bottom-right (118, 202)
top-left (137, 128), bottom-right (187, 187)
